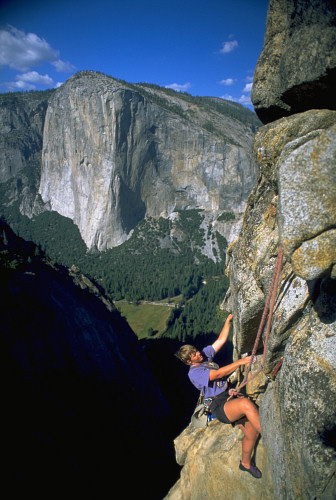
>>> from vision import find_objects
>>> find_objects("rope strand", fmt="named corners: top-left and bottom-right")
top-left (229, 247), bottom-right (283, 398)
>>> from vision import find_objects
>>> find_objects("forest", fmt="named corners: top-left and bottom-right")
top-left (2, 204), bottom-right (231, 342)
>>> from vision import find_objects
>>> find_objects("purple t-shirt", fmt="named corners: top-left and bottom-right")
top-left (188, 345), bottom-right (228, 398)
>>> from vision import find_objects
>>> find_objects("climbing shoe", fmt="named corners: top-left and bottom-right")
top-left (239, 461), bottom-right (262, 479)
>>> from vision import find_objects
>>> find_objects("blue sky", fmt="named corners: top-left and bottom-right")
top-left (0, 0), bottom-right (268, 109)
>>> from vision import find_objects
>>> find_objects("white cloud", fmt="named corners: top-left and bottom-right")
top-left (219, 40), bottom-right (238, 54)
top-left (219, 78), bottom-right (235, 86)
top-left (0, 26), bottom-right (58, 71)
top-left (237, 94), bottom-right (252, 106)
top-left (9, 80), bottom-right (36, 91)
top-left (19, 71), bottom-right (54, 85)
top-left (243, 82), bottom-right (253, 93)
top-left (6, 70), bottom-right (64, 91)
top-left (165, 82), bottom-right (191, 92)
top-left (222, 93), bottom-right (234, 101)
top-left (0, 25), bottom-right (75, 74)
top-left (52, 59), bottom-right (76, 73)
top-left (221, 93), bottom-right (252, 107)
top-left (221, 76), bottom-right (254, 107)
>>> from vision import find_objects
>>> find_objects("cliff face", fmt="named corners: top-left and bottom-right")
top-left (0, 91), bottom-right (52, 216)
top-left (0, 92), bottom-right (50, 183)
top-left (251, 0), bottom-right (336, 123)
top-left (38, 73), bottom-right (257, 250)
top-left (0, 220), bottom-right (177, 498)
top-left (0, 77), bottom-right (258, 252)
top-left (225, 110), bottom-right (336, 499)
top-left (168, 1), bottom-right (336, 499)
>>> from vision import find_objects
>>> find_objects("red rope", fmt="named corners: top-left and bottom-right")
top-left (228, 247), bottom-right (283, 398)
top-left (271, 357), bottom-right (283, 378)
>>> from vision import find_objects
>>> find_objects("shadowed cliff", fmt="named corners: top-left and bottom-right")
top-left (0, 219), bottom-right (179, 498)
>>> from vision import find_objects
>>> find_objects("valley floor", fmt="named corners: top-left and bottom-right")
top-left (115, 299), bottom-right (177, 338)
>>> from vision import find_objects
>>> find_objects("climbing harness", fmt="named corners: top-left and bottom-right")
top-left (228, 246), bottom-right (284, 399)
top-left (190, 392), bottom-right (217, 428)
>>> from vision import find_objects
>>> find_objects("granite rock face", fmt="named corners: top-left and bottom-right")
top-left (251, 0), bottom-right (336, 123)
top-left (0, 92), bottom-right (50, 183)
top-left (0, 92), bottom-right (52, 216)
top-left (256, 109), bottom-right (336, 282)
top-left (168, 109), bottom-right (336, 500)
top-left (166, 421), bottom-right (274, 500)
top-left (224, 109), bottom-right (336, 498)
top-left (39, 72), bottom-right (257, 250)
top-left (169, 1), bottom-right (336, 497)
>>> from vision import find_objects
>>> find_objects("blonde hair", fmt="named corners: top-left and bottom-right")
top-left (174, 344), bottom-right (196, 365)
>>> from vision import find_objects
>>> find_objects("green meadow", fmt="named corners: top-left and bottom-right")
top-left (115, 300), bottom-right (174, 339)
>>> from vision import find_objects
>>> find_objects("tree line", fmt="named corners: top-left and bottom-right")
top-left (1, 205), bottom-right (230, 341)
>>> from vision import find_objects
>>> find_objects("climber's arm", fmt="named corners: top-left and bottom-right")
top-left (212, 314), bottom-right (233, 353)
top-left (209, 356), bottom-right (252, 381)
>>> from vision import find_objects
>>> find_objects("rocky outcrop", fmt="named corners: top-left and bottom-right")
top-left (251, 0), bottom-right (336, 124)
top-left (168, 108), bottom-right (336, 500)
top-left (39, 72), bottom-right (257, 250)
top-left (168, 1), bottom-right (336, 498)
top-left (272, 111), bottom-right (336, 281)
top-left (0, 220), bottom-right (178, 498)
top-left (167, 421), bottom-right (274, 500)
top-left (0, 91), bottom-right (52, 216)
top-left (0, 92), bottom-right (50, 183)
top-left (224, 109), bottom-right (336, 499)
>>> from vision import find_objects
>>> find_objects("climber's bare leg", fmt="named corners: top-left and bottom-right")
top-left (236, 418), bottom-right (259, 468)
top-left (223, 397), bottom-right (262, 435)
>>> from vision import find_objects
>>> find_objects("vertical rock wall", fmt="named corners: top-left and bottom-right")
top-left (225, 109), bottom-right (336, 499)
top-left (168, 1), bottom-right (336, 498)
top-left (227, 0), bottom-right (336, 496)
top-left (39, 73), bottom-right (257, 250)
top-left (167, 109), bottom-right (336, 500)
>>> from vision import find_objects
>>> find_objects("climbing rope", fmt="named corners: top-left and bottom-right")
top-left (229, 246), bottom-right (284, 399)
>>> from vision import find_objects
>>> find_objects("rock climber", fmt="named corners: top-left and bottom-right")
top-left (174, 314), bottom-right (262, 478)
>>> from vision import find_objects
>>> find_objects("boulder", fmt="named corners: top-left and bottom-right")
top-left (251, 0), bottom-right (336, 124)
top-left (252, 109), bottom-right (336, 281)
